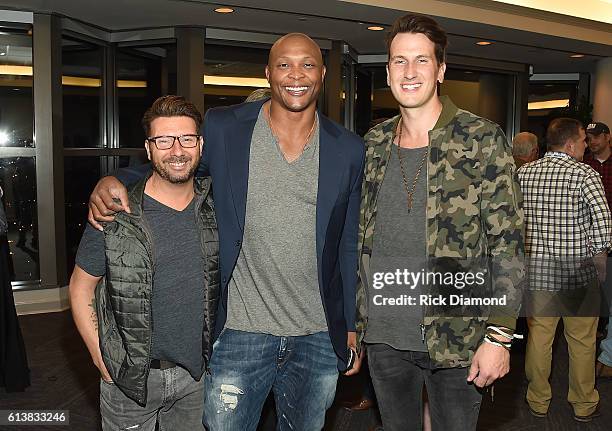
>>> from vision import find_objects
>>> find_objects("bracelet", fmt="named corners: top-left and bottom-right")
top-left (487, 325), bottom-right (524, 340)
top-left (484, 334), bottom-right (511, 351)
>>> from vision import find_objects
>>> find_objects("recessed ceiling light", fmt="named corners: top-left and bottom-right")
top-left (214, 7), bottom-right (234, 14)
top-left (570, 54), bottom-right (584, 58)
top-left (298, 17), bottom-right (308, 21)
top-left (476, 41), bottom-right (493, 46)
top-left (367, 26), bottom-right (385, 31)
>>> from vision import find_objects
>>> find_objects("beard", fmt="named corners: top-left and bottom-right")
top-left (151, 154), bottom-right (199, 184)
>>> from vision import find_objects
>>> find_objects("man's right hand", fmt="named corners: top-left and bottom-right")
top-left (88, 176), bottom-right (130, 231)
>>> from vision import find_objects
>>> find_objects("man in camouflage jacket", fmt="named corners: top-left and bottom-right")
top-left (354, 14), bottom-right (524, 431)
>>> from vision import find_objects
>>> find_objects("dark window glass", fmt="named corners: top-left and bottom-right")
top-left (64, 153), bottom-right (147, 273)
top-left (62, 37), bottom-right (104, 148)
top-left (64, 156), bottom-right (103, 272)
top-left (442, 69), bottom-right (512, 132)
top-left (527, 81), bottom-right (579, 145)
top-left (0, 29), bottom-right (33, 148)
top-left (369, 65), bottom-right (399, 125)
top-left (117, 44), bottom-right (176, 148)
top-left (203, 43), bottom-right (268, 112)
top-left (0, 157), bottom-right (38, 281)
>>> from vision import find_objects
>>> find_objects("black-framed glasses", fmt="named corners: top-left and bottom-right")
top-left (146, 134), bottom-right (202, 150)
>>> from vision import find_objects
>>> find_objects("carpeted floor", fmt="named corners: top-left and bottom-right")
top-left (1, 312), bottom-right (610, 430)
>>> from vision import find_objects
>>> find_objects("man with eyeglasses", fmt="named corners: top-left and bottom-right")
top-left (69, 95), bottom-right (219, 431)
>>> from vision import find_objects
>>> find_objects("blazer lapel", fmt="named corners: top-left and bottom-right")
top-left (316, 115), bottom-right (343, 258)
top-left (224, 100), bottom-right (266, 232)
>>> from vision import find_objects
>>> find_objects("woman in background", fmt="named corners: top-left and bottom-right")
top-left (0, 185), bottom-right (30, 392)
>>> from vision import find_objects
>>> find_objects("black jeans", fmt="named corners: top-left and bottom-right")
top-left (367, 344), bottom-right (483, 431)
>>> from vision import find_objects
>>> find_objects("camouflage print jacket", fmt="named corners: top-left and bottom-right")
top-left (356, 96), bottom-right (524, 368)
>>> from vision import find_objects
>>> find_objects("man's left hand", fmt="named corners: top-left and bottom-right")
top-left (344, 331), bottom-right (364, 376)
top-left (467, 341), bottom-right (510, 387)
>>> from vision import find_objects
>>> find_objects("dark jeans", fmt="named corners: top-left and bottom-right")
top-left (367, 344), bottom-right (482, 431)
top-left (100, 366), bottom-right (205, 431)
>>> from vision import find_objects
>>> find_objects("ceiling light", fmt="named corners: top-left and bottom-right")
top-left (203, 75), bottom-right (270, 88)
top-left (214, 7), bottom-right (234, 13)
top-left (367, 26), bottom-right (385, 31)
top-left (476, 41), bottom-right (493, 46)
top-left (570, 54), bottom-right (584, 58)
top-left (528, 99), bottom-right (570, 110)
top-left (0, 65), bottom-right (32, 75)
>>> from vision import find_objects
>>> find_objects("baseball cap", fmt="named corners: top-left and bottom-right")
top-left (586, 122), bottom-right (610, 135)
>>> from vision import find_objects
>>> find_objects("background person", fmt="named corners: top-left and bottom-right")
top-left (519, 117), bottom-right (611, 423)
top-left (512, 132), bottom-right (539, 168)
top-left (582, 121), bottom-right (612, 378)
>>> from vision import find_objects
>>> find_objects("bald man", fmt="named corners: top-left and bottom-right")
top-left (512, 132), bottom-right (539, 168)
top-left (87, 33), bottom-right (365, 431)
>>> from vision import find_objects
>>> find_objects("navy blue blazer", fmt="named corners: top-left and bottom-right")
top-left (201, 99), bottom-right (364, 368)
top-left (117, 99), bottom-right (364, 369)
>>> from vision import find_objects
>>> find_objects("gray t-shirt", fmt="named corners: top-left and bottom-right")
top-left (364, 144), bottom-right (428, 352)
top-left (225, 107), bottom-right (328, 336)
top-left (76, 195), bottom-right (206, 379)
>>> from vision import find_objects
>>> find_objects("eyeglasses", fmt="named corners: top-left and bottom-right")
top-left (146, 134), bottom-right (202, 150)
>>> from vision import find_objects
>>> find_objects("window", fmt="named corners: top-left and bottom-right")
top-left (117, 44), bottom-right (176, 148)
top-left (62, 37), bottom-right (104, 148)
top-left (63, 154), bottom-right (147, 273)
top-left (0, 157), bottom-right (38, 281)
top-left (0, 27), bottom-right (37, 283)
top-left (0, 28), bottom-right (33, 148)
top-left (203, 43), bottom-right (269, 111)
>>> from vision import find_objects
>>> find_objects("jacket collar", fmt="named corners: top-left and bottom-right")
top-left (432, 96), bottom-right (458, 131)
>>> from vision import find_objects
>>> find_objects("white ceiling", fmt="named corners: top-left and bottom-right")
top-left (0, 0), bottom-right (610, 73)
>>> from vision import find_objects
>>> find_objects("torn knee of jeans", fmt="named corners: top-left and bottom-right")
top-left (218, 383), bottom-right (244, 411)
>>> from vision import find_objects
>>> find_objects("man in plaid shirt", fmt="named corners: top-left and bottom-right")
top-left (583, 122), bottom-right (612, 378)
top-left (518, 117), bottom-right (611, 422)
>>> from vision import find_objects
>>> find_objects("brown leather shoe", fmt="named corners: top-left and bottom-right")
top-left (596, 360), bottom-right (612, 378)
top-left (342, 398), bottom-right (375, 411)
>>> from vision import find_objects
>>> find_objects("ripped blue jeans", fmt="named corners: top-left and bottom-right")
top-left (203, 329), bottom-right (338, 431)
